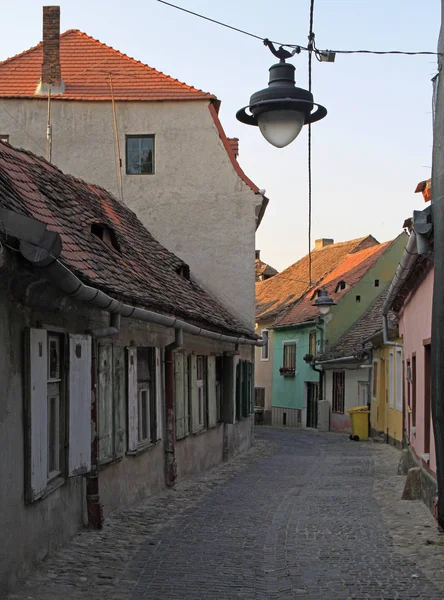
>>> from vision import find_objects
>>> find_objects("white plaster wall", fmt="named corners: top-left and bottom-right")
top-left (325, 367), bottom-right (369, 432)
top-left (0, 98), bottom-right (260, 329)
top-left (254, 319), bottom-right (274, 413)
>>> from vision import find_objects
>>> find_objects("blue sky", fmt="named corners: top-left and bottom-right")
top-left (1, 0), bottom-right (440, 270)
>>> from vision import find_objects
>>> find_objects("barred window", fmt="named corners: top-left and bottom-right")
top-left (332, 370), bottom-right (345, 414)
top-left (283, 343), bottom-right (296, 370)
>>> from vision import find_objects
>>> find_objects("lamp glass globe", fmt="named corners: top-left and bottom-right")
top-left (257, 110), bottom-right (305, 148)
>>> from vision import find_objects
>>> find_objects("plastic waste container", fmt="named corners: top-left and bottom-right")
top-left (347, 406), bottom-right (370, 441)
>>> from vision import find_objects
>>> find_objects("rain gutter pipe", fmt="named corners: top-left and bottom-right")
top-left (43, 260), bottom-right (264, 346)
top-left (165, 329), bottom-right (183, 487)
top-left (381, 231), bottom-right (418, 348)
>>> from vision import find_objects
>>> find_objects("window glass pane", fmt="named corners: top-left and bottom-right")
top-left (48, 337), bottom-right (60, 380)
top-left (48, 391), bottom-right (60, 474)
top-left (139, 389), bottom-right (149, 441)
top-left (126, 136), bottom-right (154, 175)
top-left (137, 348), bottom-right (152, 382)
top-left (197, 356), bottom-right (204, 381)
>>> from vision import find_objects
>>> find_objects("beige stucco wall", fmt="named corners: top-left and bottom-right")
top-left (0, 98), bottom-right (261, 329)
top-left (254, 318), bottom-right (275, 416)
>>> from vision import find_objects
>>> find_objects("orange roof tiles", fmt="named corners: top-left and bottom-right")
top-left (274, 243), bottom-right (390, 327)
top-left (0, 30), bottom-right (216, 102)
top-left (256, 235), bottom-right (379, 320)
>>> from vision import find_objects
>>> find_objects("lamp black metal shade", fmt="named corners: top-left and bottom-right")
top-left (236, 62), bottom-right (327, 131)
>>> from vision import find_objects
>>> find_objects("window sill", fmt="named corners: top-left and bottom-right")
top-left (127, 440), bottom-right (161, 456)
top-left (99, 456), bottom-right (123, 469)
top-left (192, 427), bottom-right (207, 436)
top-left (28, 475), bottom-right (66, 504)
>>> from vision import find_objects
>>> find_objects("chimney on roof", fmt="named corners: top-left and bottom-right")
top-left (228, 137), bottom-right (239, 158)
top-left (315, 238), bottom-right (334, 250)
top-left (36, 6), bottom-right (64, 95)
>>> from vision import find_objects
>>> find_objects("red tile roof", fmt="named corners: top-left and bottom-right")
top-left (256, 235), bottom-right (379, 320)
top-left (0, 140), bottom-right (254, 338)
top-left (274, 242), bottom-right (390, 327)
top-left (0, 29), bottom-right (215, 102)
top-left (315, 288), bottom-right (392, 362)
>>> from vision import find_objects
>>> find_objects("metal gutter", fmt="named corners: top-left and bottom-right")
top-left (314, 355), bottom-right (357, 366)
top-left (43, 260), bottom-right (264, 346)
top-left (381, 231), bottom-right (418, 348)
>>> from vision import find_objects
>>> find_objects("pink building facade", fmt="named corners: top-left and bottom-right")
top-left (398, 266), bottom-right (435, 481)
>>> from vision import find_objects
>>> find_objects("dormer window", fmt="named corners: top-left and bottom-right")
top-left (177, 264), bottom-right (191, 281)
top-left (335, 280), bottom-right (347, 293)
top-left (91, 222), bottom-right (120, 251)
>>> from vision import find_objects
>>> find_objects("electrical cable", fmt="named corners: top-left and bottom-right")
top-left (156, 0), bottom-right (442, 57)
top-left (307, 0), bottom-right (315, 287)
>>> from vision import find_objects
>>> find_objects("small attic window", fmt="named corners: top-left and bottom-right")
top-left (177, 264), bottom-right (191, 281)
top-left (374, 279), bottom-right (380, 287)
top-left (356, 295), bottom-right (361, 303)
top-left (91, 222), bottom-right (120, 251)
top-left (335, 280), bottom-right (347, 293)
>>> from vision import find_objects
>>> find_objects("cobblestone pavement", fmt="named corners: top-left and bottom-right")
top-left (7, 428), bottom-right (444, 600)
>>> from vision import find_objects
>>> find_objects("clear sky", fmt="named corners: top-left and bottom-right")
top-left (1, 0), bottom-right (440, 271)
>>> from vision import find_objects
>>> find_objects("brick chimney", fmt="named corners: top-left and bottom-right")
top-left (228, 137), bottom-right (239, 158)
top-left (315, 238), bottom-right (334, 250)
top-left (36, 6), bottom-right (64, 94)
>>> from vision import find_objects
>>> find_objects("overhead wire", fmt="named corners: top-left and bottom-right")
top-left (156, 0), bottom-right (442, 57)
top-left (307, 0), bottom-right (315, 286)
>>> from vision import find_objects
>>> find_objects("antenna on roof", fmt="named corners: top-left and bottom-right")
top-left (46, 89), bottom-right (52, 162)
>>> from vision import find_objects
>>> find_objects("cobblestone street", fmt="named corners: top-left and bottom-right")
top-left (7, 428), bottom-right (444, 600)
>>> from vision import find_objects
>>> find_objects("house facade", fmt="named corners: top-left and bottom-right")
top-left (255, 236), bottom-right (381, 426)
top-left (0, 141), bottom-right (259, 595)
top-left (0, 7), bottom-right (267, 330)
top-left (258, 234), bottom-right (406, 429)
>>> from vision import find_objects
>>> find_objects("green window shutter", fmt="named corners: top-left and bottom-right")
top-left (184, 355), bottom-right (190, 435)
top-left (236, 361), bottom-right (241, 421)
top-left (190, 355), bottom-right (199, 433)
top-left (175, 353), bottom-right (185, 440)
top-left (207, 355), bottom-right (217, 428)
top-left (113, 346), bottom-right (126, 458)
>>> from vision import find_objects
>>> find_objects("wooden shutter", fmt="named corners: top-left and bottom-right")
top-left (113, 346), bottom-right (126, 457)
top-left (222, 355), bottom-right (235, 424)
top-left (175, 353), bottom-right (185, 439)
top-left (184, 355), bottom-right (190, 435)
top-left (98, 343), bottom-right (113, 462)
top-left (155, 348), bottom-right (162, 441)
top-left (189, 354), bottom-right (199, 433)
top-left (68, 334), bottom-right (92, 476)
top-left (127, 346), bottom-right (138, 451)
top-left (25, 328), bottom-right (48, 502)
top-left (236, 361), bottom-right (242, 421)
top-left (207, 355), bottom-right (217, 428)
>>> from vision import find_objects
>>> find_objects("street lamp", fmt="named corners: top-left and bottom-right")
top-left (312, 287), bottom-right (336, 315)
top-left (236, 41), bottom-right (327, 148)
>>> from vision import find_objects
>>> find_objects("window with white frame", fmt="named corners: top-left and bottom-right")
top-left (261, 329), bottom-right (269, 360)
top-left (47, 335), bottom-right (62, 479)
top-left (127, 346), bottom-right (161, 452)
top-left (196, 355), bottom-right (207, 429)
top-left (283, 342), bottom-right (296, 370)
top-left (25, 329), bottom-right (91, 503)
top-left (388, 352), bottom-right (394, 409)
top-left (396, 349), bottom-right (403, 412)
top-left (372, 361), bottom-right (378, 400)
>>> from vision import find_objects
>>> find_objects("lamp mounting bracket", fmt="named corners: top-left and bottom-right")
top-left (263, 39), bottom-right (300, 62)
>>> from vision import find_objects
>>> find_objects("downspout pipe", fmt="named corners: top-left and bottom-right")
top-left (85, 313), bottom-right (120, 530)
top-left (381, 231), bottom-right (418, 348)
top-left (42, 260), bottom-right (263, 346)
top-left (164, 329), bottom-right (183, 487)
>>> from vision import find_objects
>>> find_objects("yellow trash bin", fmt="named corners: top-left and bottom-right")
top-left (347, 406), bottom-right (370, 441)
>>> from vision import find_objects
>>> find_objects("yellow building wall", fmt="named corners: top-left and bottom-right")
top-left (371, 341), bottom-right (403, 448)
